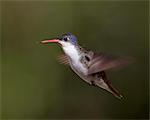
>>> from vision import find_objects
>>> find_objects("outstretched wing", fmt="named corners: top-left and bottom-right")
top-left (88, 53), bottom-right (131, 74)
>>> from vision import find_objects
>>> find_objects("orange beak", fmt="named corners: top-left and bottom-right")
top-left (41, 39), bottom-right (59, 44)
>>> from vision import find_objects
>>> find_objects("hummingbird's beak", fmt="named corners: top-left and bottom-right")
top-left (41, 39), bottom-right (59, 44)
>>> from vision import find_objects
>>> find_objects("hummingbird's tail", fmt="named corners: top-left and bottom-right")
top-left (96, 80), bottom-right (123, 99)
top-left (105, 81), bottom-right (123, 99)
top-left (95, 71), bottom-right (123, 99)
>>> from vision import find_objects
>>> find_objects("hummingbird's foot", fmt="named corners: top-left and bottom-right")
top-left (90, 80), bottom-right (96, 86)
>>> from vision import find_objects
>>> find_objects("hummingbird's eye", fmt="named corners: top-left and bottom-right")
top-left (63, 37), bottom-right (69, 42)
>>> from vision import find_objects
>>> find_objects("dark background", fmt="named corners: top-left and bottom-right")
top-left (1, 0), bottom-right (149, 119)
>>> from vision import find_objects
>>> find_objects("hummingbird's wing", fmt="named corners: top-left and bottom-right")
top-left (88, 53), bottom-right (130, 74)
top-left (57, 54), bottom-right (70, 65)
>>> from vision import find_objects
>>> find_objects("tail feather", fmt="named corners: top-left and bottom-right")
top-left (94, 71), bottom-right (123, 99)
top-left (106, 82), bottom-right (123, 99)
top-left (96, 79), bottom-right (123, 99)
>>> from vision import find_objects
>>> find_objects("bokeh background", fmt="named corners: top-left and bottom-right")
top-left (1, 0), bottom-right (149, 119)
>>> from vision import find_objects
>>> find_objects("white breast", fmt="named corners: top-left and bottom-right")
top-left (62, 44), bottom-right (88, 75)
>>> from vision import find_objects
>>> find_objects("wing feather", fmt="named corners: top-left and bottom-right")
top-left (57, 54), bottom-right (70, 65)
top-left (88, 53), bottom-right (131, 74)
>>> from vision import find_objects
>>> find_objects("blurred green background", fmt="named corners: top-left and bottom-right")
top-left (1, 0), bottom-right (149, 119)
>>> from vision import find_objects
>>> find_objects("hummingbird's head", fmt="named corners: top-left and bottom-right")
top-left (41, 33), bottom-right (78, 47)
top-left (59, 33), bottom-right (77, 46)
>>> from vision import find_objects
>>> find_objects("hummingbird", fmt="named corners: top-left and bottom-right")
top-left (41, 33), bottom-right (130, 99)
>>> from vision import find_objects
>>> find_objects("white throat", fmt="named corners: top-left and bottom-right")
top-left (62, 44), bottom-right (79, 63)
top-left (61, 42), bottom-right (88, 75)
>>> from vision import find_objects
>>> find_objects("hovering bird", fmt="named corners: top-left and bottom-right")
top-left (41, 33), bottom-right (130, 99)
